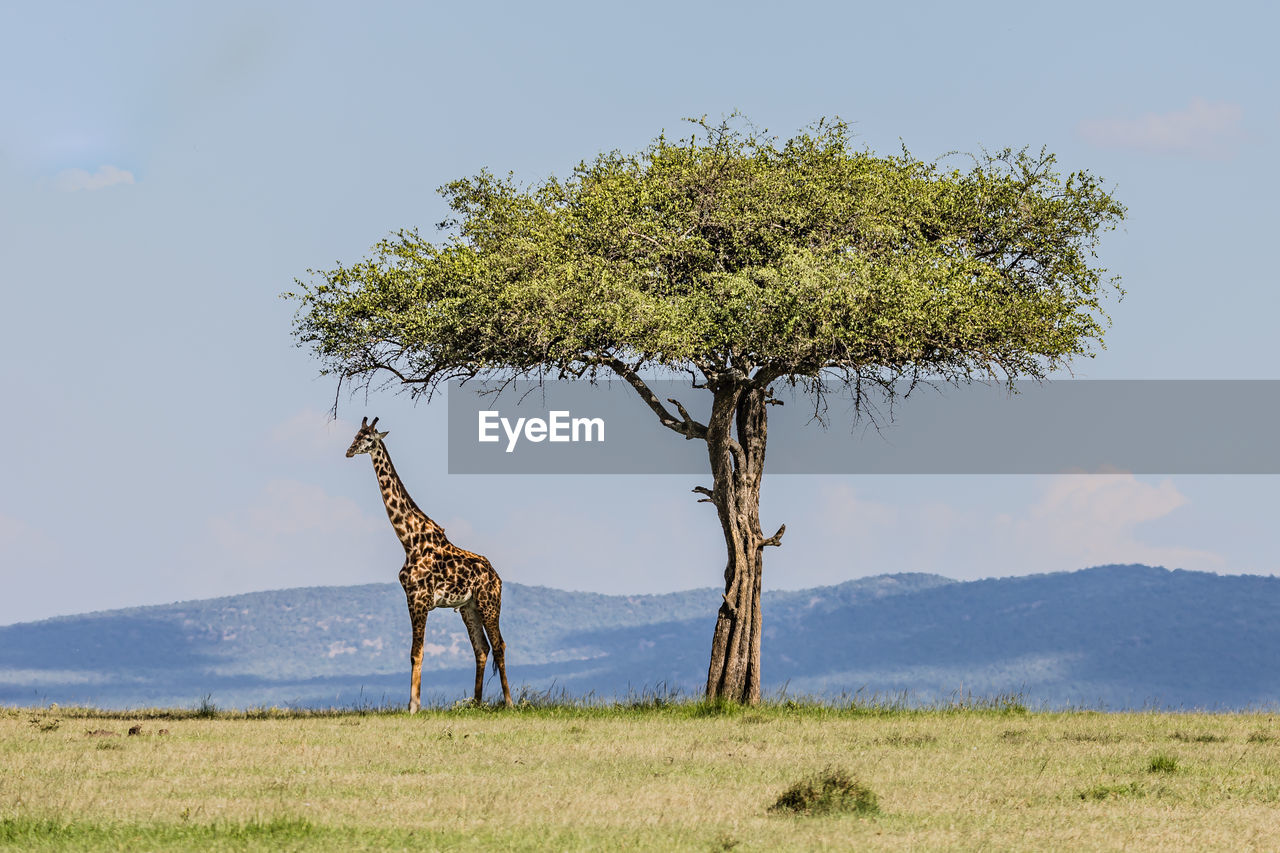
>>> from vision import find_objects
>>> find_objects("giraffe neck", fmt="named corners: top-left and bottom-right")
top-left (368, 440), bottom-right (441, 548)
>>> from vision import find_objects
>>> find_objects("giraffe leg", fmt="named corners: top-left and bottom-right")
top-left (408, 606), bottom-right (427, 714)
top-left (477, 592), bottom-right (512, 707)
top-left (460, 603), bottom-right (490, 704)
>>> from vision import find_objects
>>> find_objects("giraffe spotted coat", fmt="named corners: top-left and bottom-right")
top-left (347, 417), bottom-right (512, 711)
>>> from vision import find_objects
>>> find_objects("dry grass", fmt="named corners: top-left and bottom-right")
top-left (3, 703), bottom-right (1280, 850)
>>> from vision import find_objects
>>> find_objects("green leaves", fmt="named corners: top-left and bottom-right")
top-left (289, 116), bottom-right (1124, 393)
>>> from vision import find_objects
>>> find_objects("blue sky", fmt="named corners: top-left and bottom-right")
top-left (1, 1), bottom-right (1277, 625)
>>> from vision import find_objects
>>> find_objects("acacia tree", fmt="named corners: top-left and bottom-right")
top-left (289, 117), bottom-right (1124, 704)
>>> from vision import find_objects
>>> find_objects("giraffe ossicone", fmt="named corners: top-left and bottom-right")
top-left (347, 416), bottom-right (512, 711)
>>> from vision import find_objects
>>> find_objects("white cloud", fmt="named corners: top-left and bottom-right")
top-left (819, 483), bottom-right (898, 535)
top-left (794, 475), bottom-right (1224, 585)
top-left (998, 474), bottom-right (1223, 573)
top-left (0, 514), bottom-right (34, 550)
top-left (1077, 98), bottom-right (1248, 158)
top-left (204, 479), bottom-right (392, 591)
top-left (270, 409), bottom-right (360, 460)
top-left (0, 514), bottom-right (61, 564)
top-left (53, 164), bottom-right (135, 192)
top-left (211, 479), bottom-right (379, 545)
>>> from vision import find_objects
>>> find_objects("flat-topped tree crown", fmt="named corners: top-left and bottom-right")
top-left (289, 116), bottom-right (1125, 703)
top-left (293, 116), bottom-right (1123, 396)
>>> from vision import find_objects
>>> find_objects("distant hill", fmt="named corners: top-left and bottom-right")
top-left (2, 566), bottom-right (1277, 710)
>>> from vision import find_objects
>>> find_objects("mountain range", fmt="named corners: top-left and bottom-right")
top-left (2, 564), bottom-right (1277, 710)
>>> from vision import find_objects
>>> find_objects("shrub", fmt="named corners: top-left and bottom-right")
top-left (769, 767), bottom-right (879, 816)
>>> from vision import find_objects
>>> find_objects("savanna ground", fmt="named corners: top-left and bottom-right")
top-left (3, 696), bottom-right (1280, 851)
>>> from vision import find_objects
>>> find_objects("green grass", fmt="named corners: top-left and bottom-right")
top-left (5, 701), bottom-right (1280, 850)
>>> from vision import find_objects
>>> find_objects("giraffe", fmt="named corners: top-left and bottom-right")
top-left (346, 416), bottom-right (512, 710)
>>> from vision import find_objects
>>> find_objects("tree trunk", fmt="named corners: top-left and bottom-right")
top-left (704, 382), bottom-right (774, 704)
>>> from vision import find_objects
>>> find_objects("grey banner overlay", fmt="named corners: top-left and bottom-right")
top-left (447, 379), bottom-right (1280, 474)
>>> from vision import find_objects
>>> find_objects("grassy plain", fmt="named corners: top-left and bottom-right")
top-left (3, 699), bottom-right (1280, 851)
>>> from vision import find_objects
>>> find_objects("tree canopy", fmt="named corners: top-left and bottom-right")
top-left (291, 118), bottom-right (1124, 404)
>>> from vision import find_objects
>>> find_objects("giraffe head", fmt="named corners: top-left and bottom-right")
top-left (346, 416), bottom-right (389, 457)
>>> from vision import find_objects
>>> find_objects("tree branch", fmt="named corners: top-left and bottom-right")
top-left (354, 342), bottom-right (440, 388)
top-left (367, 360), bottom-right (433, 385)
top-left (692, 486), bottom-right (716, 504)
top-left (726, 437), bottom-right (748, 478)
top-left (758, 524), bottom-right (786, 549)
top-left (749, 364), bottom-right (788, 389)
top-left (606, 358), bottom-right (708, 440)
top-left (624, 228), bottom-right (665, 250)
top-left (667, 397), bottom-right (708, 440)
